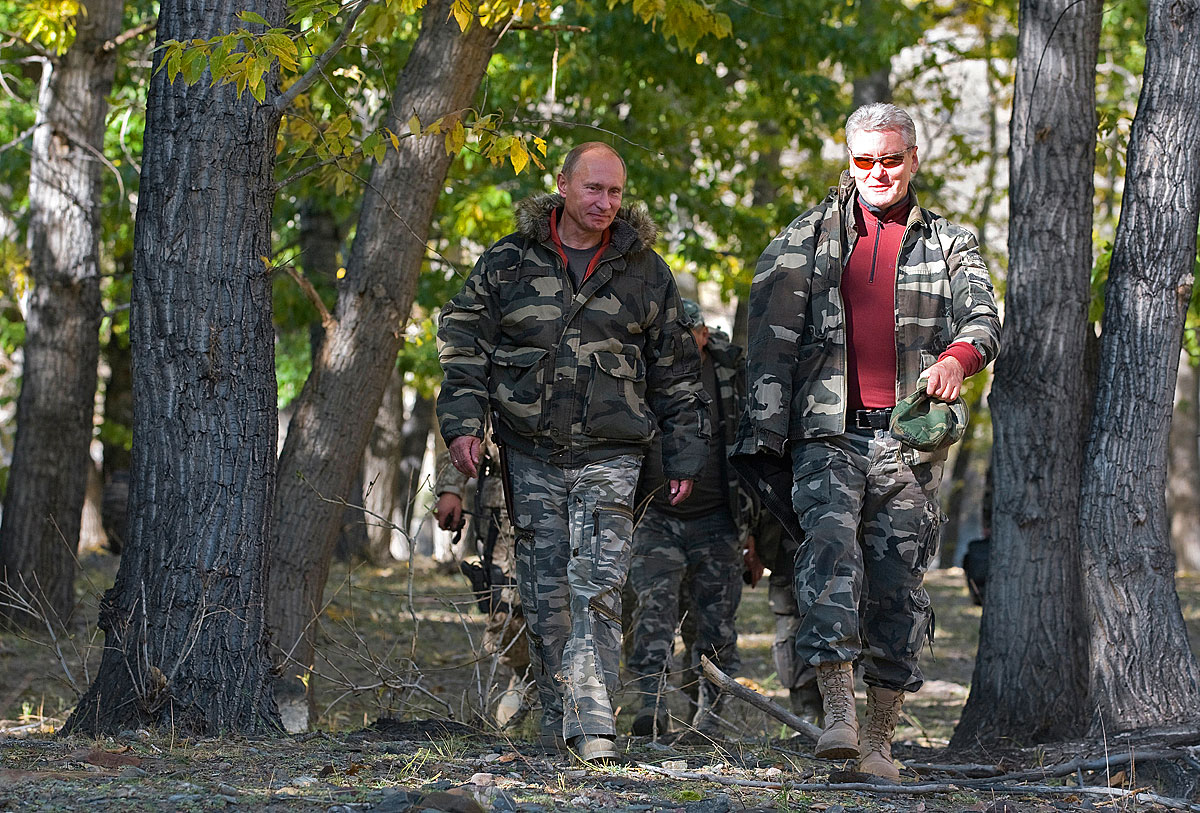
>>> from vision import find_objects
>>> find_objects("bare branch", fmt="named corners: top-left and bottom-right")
top-left (507, 23), bottom-right (588, 33)
top-left (278, 264), bottom-right (334, 327)
top-left (700, 654), bottom-right (821, 742)
top-left (101, 20), bottom-right (157, 54)
top-left (0, 31), bottom-right (55, 62)
top-left (274, 0), bottom-right (371, 114)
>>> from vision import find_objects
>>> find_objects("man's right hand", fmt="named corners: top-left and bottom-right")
top-left (435, 492), bottom-right (465, 531)
top-left (449, 435), bottom-right (482, 478)
top-left (743, 534), bottom-right (764, 588)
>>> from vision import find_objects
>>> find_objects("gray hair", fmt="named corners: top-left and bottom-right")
top-left (845, 103), bottom-right (917, 149)
top-left (560, 142), bottom-right (626, 180)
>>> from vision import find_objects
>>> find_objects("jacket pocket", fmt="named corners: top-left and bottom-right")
top-left (582, 350), bottom-right (654, 441)
top-left (489, 345), bottom-right (548, 436)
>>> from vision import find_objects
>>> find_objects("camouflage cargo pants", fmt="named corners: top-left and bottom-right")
top-left (626, 510), bottom-right (741, 710)
top-left (790, 428), bottom-right (943, 692)
top-left (508, 448), bottom-right (642, 740)
top-left (479, 508), bottom-right (530, 678)
top-left (768, 553), bottom-right (817, 696)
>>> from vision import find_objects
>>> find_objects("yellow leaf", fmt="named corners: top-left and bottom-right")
top-left (407, 114), bottom-right (421, 136)
top-left (336, 267), bottom-right (347, 279)
top-left (444, 119), bottom-right (466, 156)
top-left (510, 140), bottom-right (529, 174)
top-left (450, 0), bottom-right (472, 31)
top-left (533, 136), bottom-right (547, 156)
top-left (260, 256), bottom-right (272, 269)
top-left (386, 128), bottom-right (400, 150)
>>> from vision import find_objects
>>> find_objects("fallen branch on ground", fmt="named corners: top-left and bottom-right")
top-left (699, 655), bottom-right (821, 742)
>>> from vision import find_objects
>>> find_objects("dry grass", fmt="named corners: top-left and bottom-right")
top-left (2, 553), bottom-right (1199, 811)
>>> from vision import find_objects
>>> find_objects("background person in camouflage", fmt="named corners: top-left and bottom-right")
top-left (437, 142), bottom-right (706, 763)
top-left (625, 300), bottom-right (753, 739)
top-left (731, 103), bottom-right (1000, 781)
top-left (433, 430), bottom-right (531, 724)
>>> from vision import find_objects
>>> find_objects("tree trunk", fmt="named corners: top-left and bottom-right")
top-left (1078, 0), bottom-right (1200, 733)
top-left (63, 0), bottom-right (284, 736)
top-left (937, 387), bottom-right (985, 569)
top-left (267, 2), bottom-right (501, 713)
top-left (0, 0), bottom-right (123, 627)
top-left (952, 0), bottom-right (1100, 748)
top-left (1169, 350), bottom-right (1200, 573)
top-left (363, 370), bottom-right (433, 564)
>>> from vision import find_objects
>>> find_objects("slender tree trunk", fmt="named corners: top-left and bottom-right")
top-left (0, 0), bottom-right (123, 627)
top-left (953, 0), bottom-right (1101, 748)
top-left (1169, 350), bottom-right (1200, 573)
top-left (64, 0), bottom-right (284, 736)
top-left (1078, 0), bottom-right (1200, 733)
top-left (363, 371), bottom-right (433, 564)
top-left (938, 387), bottom-right (985, 569)
top-left (267, 3), bottom-right (501, 716)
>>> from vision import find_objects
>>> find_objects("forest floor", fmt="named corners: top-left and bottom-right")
top-left (3, 552), bottom-right (1200, 812)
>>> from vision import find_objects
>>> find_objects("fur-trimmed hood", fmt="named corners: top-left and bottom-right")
top-left (514, 192), bottom-right (660, 255)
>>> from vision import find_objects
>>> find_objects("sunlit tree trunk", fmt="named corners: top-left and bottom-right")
top-left (1078, 0), bottom-right (1200, 733)
top-left (953, 0), bottom-right (1100, 748)
top-left (0, 0), bottom-right (123, 626)
top-left (1168, 349), bottom-right (1200, 573)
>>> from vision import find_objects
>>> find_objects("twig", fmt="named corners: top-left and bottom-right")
top-left (275, 0), bottom-right (371, 113)
top-left (507, 23), bottom-right (588, 33)
top-left (699, 655), bottom-right (821, 742)
top-left (634, 764), bottom-right (1200, 810)
top-left (948, 749), bottom-right (1184, 786)
top-left (101, 20), bottom-right (157, 53)
top-left (278, 264), bottom-right (334, 327)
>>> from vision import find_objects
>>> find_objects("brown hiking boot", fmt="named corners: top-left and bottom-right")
top-left (857, 685), bottom-right (904, 781)
top-left (814, 661), bottom-right (858, 759)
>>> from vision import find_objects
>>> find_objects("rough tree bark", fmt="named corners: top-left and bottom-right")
top-left (1168, 350), bottom-right (1200, 573)
top-left (953, 0), bottom-right (1101, 748)
top-left (1078, 0), bottom-right (1200, 733)
top-left (0, 0), bottom-right (123, 626)
top-left (267, 2), bottom-right (501, 724)
top-left (63, 0), bottom-right (285, 735)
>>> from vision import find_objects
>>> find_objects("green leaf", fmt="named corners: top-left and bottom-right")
top-left (237, 10), bottom-right (271, 26)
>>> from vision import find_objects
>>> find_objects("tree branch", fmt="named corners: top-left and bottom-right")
top-left (274, 0), bottom-right (370, 114)
top-left (102, 20), bottom-right (158, 54)
top-left (700, 654), bottom-right (821, 742)
top-left (279, 265), bottom-right (335, 327)
top-left (0, 30), bottom-right (55, 62)
top-left (507, 23), bottom-right (588, 33)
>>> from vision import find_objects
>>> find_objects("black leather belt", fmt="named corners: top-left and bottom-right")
top-left (853, 408), bottom-right (893, 430)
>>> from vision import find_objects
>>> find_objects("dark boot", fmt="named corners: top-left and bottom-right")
top-left (691, 677), bottom-right (725, 736)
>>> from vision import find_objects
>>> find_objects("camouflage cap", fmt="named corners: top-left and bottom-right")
top-left (680, 298), bottom-right (705, 328)
top-left (889, 377), bottom-right (969, 452)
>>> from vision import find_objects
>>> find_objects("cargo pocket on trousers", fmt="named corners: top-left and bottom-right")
top-left (791, 456), bottom-right (833, 528)
top-left (913, 500), bottom-right (944, 577)
top-left (587, 501), bottom-right (634, 628)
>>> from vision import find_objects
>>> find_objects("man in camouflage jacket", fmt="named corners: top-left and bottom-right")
top-left (438, 142), bottom-right (706, 762)
top-left (732, 104), bottom-right (1000, 780)
top-left (626, 302), bottom-right (753, 738)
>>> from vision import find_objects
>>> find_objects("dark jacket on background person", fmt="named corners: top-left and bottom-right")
top-left (437, 193), bottom-right (708, 479)
top-left (732, 174), bottom-right (1001, 543)
top-left (638, 328), bottom-right (754, 540)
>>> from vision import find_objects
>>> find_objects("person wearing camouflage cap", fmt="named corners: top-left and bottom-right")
top-left (437, 142), bottom-right (707, 763)
top-left (732, 103), bottom-right (1000, 781)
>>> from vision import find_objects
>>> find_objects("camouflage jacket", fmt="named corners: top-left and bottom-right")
top-left (735, 173), bottom-right (1000, 466)
top-left (437, 193), bottom-right (707, 478)
top-left (731, 175), bottom-right (1000, 543)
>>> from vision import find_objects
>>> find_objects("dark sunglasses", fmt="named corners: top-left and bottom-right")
top-left (849, 147), bottom-right (913, 170)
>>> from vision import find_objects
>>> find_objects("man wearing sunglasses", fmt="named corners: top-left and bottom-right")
top-left (732, 103), bottom-right (1000, 781)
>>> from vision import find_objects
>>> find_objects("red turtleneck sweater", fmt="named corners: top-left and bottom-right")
top-left (844, 196), bottom-right (983, 410)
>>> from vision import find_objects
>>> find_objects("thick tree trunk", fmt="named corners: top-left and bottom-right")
top-left (363, 371), bottom-right (433, 564)
top-left (63, 0), bottom-right (284, 736)
top-left (0, 0), bottom-right (123, 627)
top-left (267, 1), bottom-right (502, 716)
top-left (1169, 350), bottom-right (1200, 573)
top-left (952, 0), bottom-right (1100, 748)
top-left (1078, 0), bottom-right (1200, 733)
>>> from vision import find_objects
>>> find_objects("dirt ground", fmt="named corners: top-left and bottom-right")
top-left (3, 552), bottom-right (1200, 812)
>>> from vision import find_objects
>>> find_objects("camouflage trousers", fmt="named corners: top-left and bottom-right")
top-left (477, 508), bottom-right (530, 678)
top-left (508, 448), bottom-right (642, 740)
top-left (768, 555), bottom-right (817, 695)
top-left (790, 428), bottom-right (944, 692)
top-left (626, 510), bottom-right (742, 710)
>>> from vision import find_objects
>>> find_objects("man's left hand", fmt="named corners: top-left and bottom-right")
top-left (668, 479), bottom-right (693, 506)
top-left (923, 356), bottom-right (965, 402)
